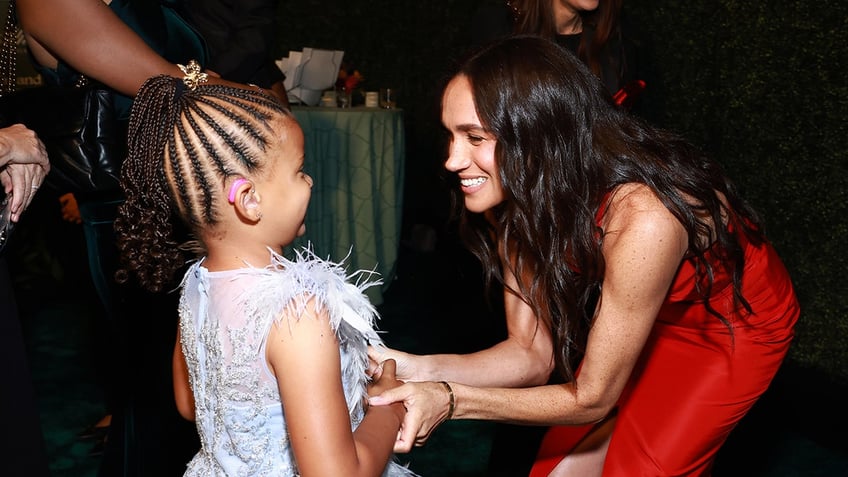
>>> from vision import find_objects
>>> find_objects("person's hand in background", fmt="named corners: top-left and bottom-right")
top-left (0, 124), bottom-right (49, 222)
top-left (59, 192), bottom-right (82, 224)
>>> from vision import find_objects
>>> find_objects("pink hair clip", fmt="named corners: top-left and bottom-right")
top-left (228, 178), bottom-right (249, 203)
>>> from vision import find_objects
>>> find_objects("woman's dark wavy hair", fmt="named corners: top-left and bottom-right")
top-left (447, 35), bottom-right (764, 381)
top-left (114, 76), bottom-right (289, 293)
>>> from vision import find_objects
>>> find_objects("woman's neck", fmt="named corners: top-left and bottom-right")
top-left (552, 3), bottom-right (582, 35)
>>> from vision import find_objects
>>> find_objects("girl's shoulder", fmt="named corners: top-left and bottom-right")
top-left (238, 248), bottom-right (384, 341)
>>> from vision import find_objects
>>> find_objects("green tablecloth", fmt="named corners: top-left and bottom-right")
top-left (290, 106), bottom-right (405, 305)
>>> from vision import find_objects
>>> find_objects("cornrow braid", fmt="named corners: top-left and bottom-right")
top-left (115, 75), bottom-right (289, 292)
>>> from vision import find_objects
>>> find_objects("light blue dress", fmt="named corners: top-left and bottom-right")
top-left (178, 249), bottom-right (417, 476)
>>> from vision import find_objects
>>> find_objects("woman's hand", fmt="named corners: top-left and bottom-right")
top-left (369, 380), bottom-right (454, 453)
top-left (368, 345), bottom-right (418, 382)
top-left (0, 124), bottom-right (49, 222)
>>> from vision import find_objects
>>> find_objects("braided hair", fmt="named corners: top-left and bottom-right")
top-left (115, 75), bottom-right (289, 292)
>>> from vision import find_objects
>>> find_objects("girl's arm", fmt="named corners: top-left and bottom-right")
top-left (16, 0), bottom-right (184, 96)
top-left (373, 184), bottom-right (690, 452)
top-left (267, 298), bottom-right (402, 477)
top-left (172, 328), bottom-right (195, 421)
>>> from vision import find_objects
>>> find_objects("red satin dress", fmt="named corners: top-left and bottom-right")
top-left (530, 226), bottom-right (800, 476)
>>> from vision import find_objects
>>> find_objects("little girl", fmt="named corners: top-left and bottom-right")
top-left (114, 66), bottom-right (417, 476)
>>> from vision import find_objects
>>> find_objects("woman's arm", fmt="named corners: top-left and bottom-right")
top-left (172, 328), bottom-right (195, 421)
top-left (370, 257), bottom-right (555, 388)
top-left (17, 0), bottom-right (185, 95)
top-left (373, 288), bottom-right (554, 388)
top-left (268, 298), bottom-right (402, 477)
top-left (373, 184), bottom-right (690, 452)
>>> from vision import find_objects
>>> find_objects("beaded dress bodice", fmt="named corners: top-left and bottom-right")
top-left (178, 250), bottom-right (416, 476)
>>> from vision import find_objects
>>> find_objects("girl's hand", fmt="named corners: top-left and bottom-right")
top-left (367, 345), bottom-right (417, 381)
top-left (367, 359), bottom-right (406, 427)
top-left (369, 381), bottom-right (454, 453)
top-left (367, 358), bottom-right (403, 396)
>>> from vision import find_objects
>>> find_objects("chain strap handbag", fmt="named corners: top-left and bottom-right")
top-left (0, 0), bottom-right (123, 195)
top-left (0, 189), bottom-right (13, 253)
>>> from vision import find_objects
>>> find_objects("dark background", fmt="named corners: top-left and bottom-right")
top-left (275, 0), bottom-right (848, 386)
top-left (4, 1), bottom-right (844, 475)
top-left (7, 0), bottom-right (844, 391)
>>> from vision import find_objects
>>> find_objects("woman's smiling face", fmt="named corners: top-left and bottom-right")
top-left (441, 75), bottom-right (504, 213)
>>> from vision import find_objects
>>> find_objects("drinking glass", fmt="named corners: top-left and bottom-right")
top-left (380, 88), bottom-right (397, 109)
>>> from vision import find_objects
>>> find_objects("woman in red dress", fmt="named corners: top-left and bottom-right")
top-left (369, 35), bottom-right (799, 476)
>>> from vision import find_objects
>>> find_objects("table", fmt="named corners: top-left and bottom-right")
top-left (289, 106), bottom-right (405, 305)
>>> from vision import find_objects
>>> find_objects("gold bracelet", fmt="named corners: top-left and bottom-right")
top-left (439, 381), bottom-right (455, 420)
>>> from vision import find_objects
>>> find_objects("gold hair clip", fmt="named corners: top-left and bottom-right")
top-left (177, 60), bottom-right (208, 91)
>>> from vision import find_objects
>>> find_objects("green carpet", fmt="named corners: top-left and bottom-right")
top-left (25, 299), bottom-right (104, 477)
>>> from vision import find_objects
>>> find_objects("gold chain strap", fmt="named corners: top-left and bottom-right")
top-left (0, 0), bottom-right (18, 96)
top-left (506, 0), bottom-right (522, 23)
top-left (0, 0), bottom-right (88, 95)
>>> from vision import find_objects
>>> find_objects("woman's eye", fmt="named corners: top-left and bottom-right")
top-left (467, 134), bottom-right (485, 145)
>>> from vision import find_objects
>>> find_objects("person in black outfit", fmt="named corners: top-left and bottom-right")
top-left (184, 0), bottom-right (288, 104)
top-left (471, 0), bottom-right (644, 102)
top-left (16, 0), bottom-right (224, 474)
top-left (0, 123), bottom-right (51, 477)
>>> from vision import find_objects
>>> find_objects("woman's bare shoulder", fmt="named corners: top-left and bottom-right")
top-left (602, 183), bottom-right (687, 252)
top-left (605, 183), bottom-right (671, 222)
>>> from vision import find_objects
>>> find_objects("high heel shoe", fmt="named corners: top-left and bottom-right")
top-left (77, 423), bottom-right (110, 441)
top-left (87, 431), bottom-right (109, 458)
top-left (77, 414), bottom-right (111, 440)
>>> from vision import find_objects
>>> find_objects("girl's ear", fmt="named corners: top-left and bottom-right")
top-left (242, 189), bottom-right (262, 219)
top-left (230, 180), bottom-right (262, 221)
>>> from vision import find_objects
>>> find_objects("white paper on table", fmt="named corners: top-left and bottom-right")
top-left (277, 48), bottom-right (344, 106)
top-left (277, 50), bottom-right (303, 92)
